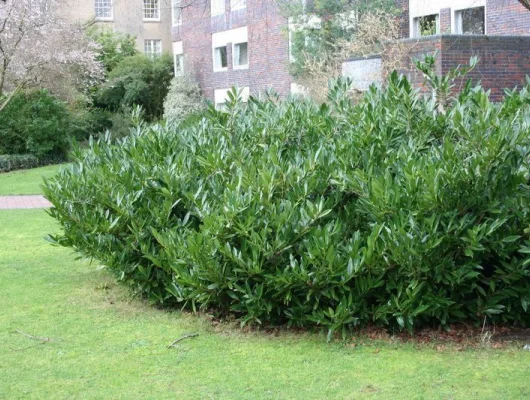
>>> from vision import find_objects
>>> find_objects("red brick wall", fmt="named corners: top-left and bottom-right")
top-left (396, 0), bottom-right (410, 38)
top-left (440, 8), bottom-right (451, 34)
top-left (393, 35), bottom-right (530, 101)
top-left (441, 35), bottom-right (530, 100)
top-left (172, 0), bottom-right (292, 102)
top-left (393, 37), bottom-right (443, 90)
top-left (487, 0), bottom-right (530, 35)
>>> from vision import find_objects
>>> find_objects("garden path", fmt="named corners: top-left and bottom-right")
top-left (0, 195), bottom-right (51, 209)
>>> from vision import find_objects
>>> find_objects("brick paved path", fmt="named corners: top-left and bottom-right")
top-left (0, 195), bottom-right (52, 209)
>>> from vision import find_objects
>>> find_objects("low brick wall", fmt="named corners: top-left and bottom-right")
top-left (394, 35), bottom-right (530, 101)
top-left (486, 0), bottom-right (530, 35)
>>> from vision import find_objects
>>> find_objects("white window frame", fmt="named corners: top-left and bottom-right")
top-left (174, 54), bottom-right (184, 76)
top-left (232, 41), bottom-right (248, 70)
top-left (173, 41), bottom-right (184, 76)
top-left (230, 0), bottom-right (246, 11)
top-left (143, 0), bottom-right (160, 21)
top-left (214, 87), bottom-right (249, 110)
top-left (211, 0), bottom-right (225, 16)
top-left (454, 6), bottom-right (486, 35)
top-left (413, 14), bottom-right (440, 38)
top-left (144, 39), bottom-right (162, 58)
top-left (94, 0), bottom-right (113, 20)
top-left (172, 0), bottom-right (182, 27)
top-left (212, 27), bottom-right (247, 72)
top-left (213, 46), bottom-right (228, 72)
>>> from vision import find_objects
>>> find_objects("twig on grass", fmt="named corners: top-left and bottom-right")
top-left (14, 330), bottom-right (51, 344)
top-left (167, 333), bottom-right (199, 349)
top-left (9, 344), bottom-right (41, 352)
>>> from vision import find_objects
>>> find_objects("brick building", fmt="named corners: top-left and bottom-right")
top-left (172, 0), bottom-right (292, 106)
top-left (63, 0), bottom-right (173, 57)
top-left (407, 0), bottom-right (530, 36)
top-left (394, 0), bottom-right (530, 101)
top-left (172, 0), bottom-right (530, 104)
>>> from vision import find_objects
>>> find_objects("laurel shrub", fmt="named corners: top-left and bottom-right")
top-left (44, 66), bottom-right (530, 336)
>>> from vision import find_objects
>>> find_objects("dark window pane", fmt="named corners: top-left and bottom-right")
top-left (220, 46), bottom-right (227, 68)
top-left (462, 7), bottom-right (485, 34)
top-left (419, 14), bottom-right (437, 36)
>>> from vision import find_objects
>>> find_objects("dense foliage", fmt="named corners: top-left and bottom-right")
top-left (87, 27), bottom-right (137, 73)
top-left (96, 54), bottom-right (174, 121)
top-left (280, 0), bottom-right (398, 76)
top-left (69, 29), bottom-right (139, 142)
top-left (45, 72), bottom-right (530, 337)
top-left (0, 90), bottom-right (71, 162)
top-left (0, 154), bottom-right (38, 172)
top-left (163, 74), bottom-right (204, 125)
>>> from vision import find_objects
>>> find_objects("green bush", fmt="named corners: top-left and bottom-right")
top-left (44, 71), bottom-right (530, 336)
top-left (163, 74), bottom-right (204, 125)
top-left (70, 107), bottom-right (113, 142)
top-left (0, 154), bottom-right (39, 173)
top-left (0, 90), bottom-right (71, 162)
top-left (96, 54), bottom-right (174, 121)
top-left (87, 27), bottom-right (137, 73)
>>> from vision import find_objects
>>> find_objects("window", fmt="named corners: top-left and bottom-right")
top-left (215, 87), bottom-right (249, 110)
top-left (143, 0), bottom-right (160, 20)
top-left (413, 14), bottom-right (439, 37)
top-left (211, 0), bottom-right (225, 16)
top-left (172, 0), bottom-right (182, 26)
top-left (288, 15), bottom-right (321, 63)
top-left (212, 27), bottom-right (247, 71)
top-left (213, 46), bottom-right (228, 71)
top-left (230, 0), bottom-right (246, 11)
top-left (95, 0), bottom-right (113, 20)
top-left (233, 42), bottom-right (248, 68)
top-left (455, 7), bottom-right (485, 35)
top-left (144, 39), bottom-right (162, 58)
top-left (173, 41), bottom-right (183, 75)
top-left (174, 54), bottom-right (184, 75)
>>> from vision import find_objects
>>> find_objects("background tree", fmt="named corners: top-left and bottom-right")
top-left (87, 27), bottom-right (137, 74)
top-left (0, 0), bottom-right (102, 112)
top-left (279, 0), bottom-right (404, 101)
top-left (163, 73), bottom-right (204, 125)
top-left (96, 54), bottom-right (174, 121)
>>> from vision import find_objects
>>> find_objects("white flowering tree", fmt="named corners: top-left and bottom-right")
top-left (0, 0), bottom-right (102, 112)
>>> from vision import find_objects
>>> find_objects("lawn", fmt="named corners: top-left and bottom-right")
top-left (1, 169), bottom-right (530, 399)
top-left (0, 164), bottom-right (62, 195)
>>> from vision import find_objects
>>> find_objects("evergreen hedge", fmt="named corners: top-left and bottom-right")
top-left (0, 90), bottom-right (71, 162)
top-left (44, 68), bottom-right (530, 336)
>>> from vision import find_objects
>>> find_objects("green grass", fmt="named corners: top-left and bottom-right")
top-left (1, 170), bottom-right (530, 398)
top-left (0, 164), bottom-right (62, 195)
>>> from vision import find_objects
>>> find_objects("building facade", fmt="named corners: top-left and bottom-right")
top-left (393, 0), bottom-right (530, 101)
top-left (174, 0), bottom-right (530, 105)
top-left (171, 0), bottom-right (293, 106)
top-left (64, 0), bottom-right (173, 57)
top-left (407, 0), bottom-right (530, 37)
top-left (62, 1), bottom-right (530, 103)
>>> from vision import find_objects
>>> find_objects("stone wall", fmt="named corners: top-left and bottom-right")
top-left (342, 57), bottom-right (383, 91)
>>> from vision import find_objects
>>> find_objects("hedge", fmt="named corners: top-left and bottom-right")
top-left (0, 154), bottom-right (39, 173)
top-left (44, 67), bottom-right (530, 337)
